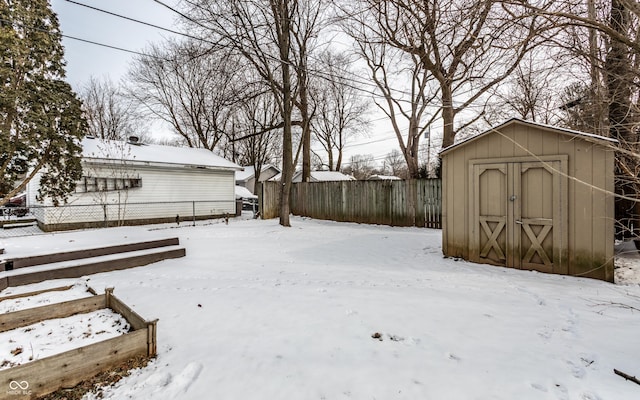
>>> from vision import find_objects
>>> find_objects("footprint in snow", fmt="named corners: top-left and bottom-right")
top-left (567, 360), bottom-right (586, 379)
top-left (143, 371), bottom-right (172, 388)
top-left (530, 383), bottom-right (547, 392)
top-left (163, 362), bottom-right (204, 396)
top-left (581, 392), bottom-right (602, 400)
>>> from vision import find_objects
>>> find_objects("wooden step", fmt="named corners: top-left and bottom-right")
top-left (0, 245), bottom-right (185, 290)
top-left (1, 237), bottom-right (180, 271)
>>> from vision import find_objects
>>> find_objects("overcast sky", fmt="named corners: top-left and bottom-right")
top-left (49, 0), bottom-right (414, 168)
top-left (51, 0), bottom-right (181, 88)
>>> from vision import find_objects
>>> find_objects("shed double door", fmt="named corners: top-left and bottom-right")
top-left (470, 158), bottom-right (567, 273)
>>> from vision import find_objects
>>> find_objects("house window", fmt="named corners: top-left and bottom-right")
top-left (76, 176), bottom-right (142, 193)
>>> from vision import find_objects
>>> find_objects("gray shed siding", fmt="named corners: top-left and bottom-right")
top-left (441, 120), bottom-right (615, 281)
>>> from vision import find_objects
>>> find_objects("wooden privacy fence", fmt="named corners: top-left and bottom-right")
top-left (259, 179), bottom-right (442, 228)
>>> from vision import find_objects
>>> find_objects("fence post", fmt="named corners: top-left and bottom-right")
top-left (103, 204), bottom-right (108, 228)
top-left (192, 201), bottom-right (196, 226)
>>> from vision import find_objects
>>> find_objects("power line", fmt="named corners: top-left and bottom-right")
top-left (58, 0), bottom-right (495, 120)
top-left (0, 17), bottom-right (163, 59)
top-left (63, 0), bottom-right (187, 39)
top-left (55, 0), bottom-right (540, 136)
top-left (63, 34), bottom-right (161, 58)
top-left (62, 0), bottom-right (224, 50)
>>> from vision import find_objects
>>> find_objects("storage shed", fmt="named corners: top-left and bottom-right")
top-left (440, 118), bottom-right (616, 282)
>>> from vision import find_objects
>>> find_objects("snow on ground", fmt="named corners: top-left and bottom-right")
top-left (614, 240), bottom-right (640, 286)
top-left (0, 308), bottom-right (129, 370)
top-left (1, 216), bottom-right (640, 399)
top-left (0, 282), bottom-right (94, 314)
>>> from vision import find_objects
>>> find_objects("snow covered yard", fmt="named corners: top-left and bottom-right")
top-left (1, 216), bottom-right (640, 399)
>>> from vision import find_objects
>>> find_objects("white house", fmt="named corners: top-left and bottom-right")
top-left (27, 137), bottom-right (243, 231)
top-left (235, 164), bottom-right (281, 194)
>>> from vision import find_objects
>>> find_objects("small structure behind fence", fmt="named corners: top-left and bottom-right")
top-left (259, 179), bottom-right (442, 228)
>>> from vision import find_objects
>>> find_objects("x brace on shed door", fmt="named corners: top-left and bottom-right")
top-left (469, 156), bottom-right (568, 274)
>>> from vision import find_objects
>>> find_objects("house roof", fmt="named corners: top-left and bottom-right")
top-left (440, 118), bottom-right (618, 156)
top-left (236, 164), bottom-right (280, 181)
top-left (235, 185), bottom-right (258, 199)
top-left (269, 171), bottom-right (356, 182)
top-left (310, 171), bottom-right (356, 181)
top-left (369, 174), bottom-right (401, 180)
top-left (235, 166), bottom-right (256, 181)
top-left (82, 137), bottom-right (242, 171)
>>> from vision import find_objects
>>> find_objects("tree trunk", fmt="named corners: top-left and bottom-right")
top-left (441, 85), bottom-right (456, 149)
top-left (606, 0), bottom-right (637, 239)
top-left (299, 69), bottom-right (311, 182)
top-left (405, 118), bottom-right (421, 178)
top-left (277, 0), bottom-right (293, 227)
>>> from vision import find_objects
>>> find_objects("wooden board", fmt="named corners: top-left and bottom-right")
top-left (4, 237), bottom-right (180, 270)
top-left (0, 285), bottom-right (74, 302)
top-left (0, 295), bottom-right (106, 333)
top-left (0, 330), bottom-right (148, 400)
top-left (0, 288), bottom-right (157, 399)
top-left (5, 248), bottom-right (185, 287)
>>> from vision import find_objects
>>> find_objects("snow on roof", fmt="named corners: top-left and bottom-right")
top-left (235, 185), bottom-right (258, 199)
top-left (236, 165), bottom-right (280, 181)
top-left (310, 171), bottom-right (356, 181)
top-left (81, 137), bottom-right (242, 170)
top-left (235, 166), bottom-right (256, 181)
top-left (440, 117), bottom-right (618, 155)
top-left (269, 171), bottom-right (355, 182)
top-left (369, 174), bottom-right (401, 180)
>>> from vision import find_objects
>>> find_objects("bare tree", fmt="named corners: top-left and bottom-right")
top-left (343, 0), bottom-right (552, 165)
top-left (343, 154), bottom-right (377, 180)
top-left (231, 91), bottom-right (283, 194)
top-left (80, 76), bottom-right (143, 141)
top-left (183, 0), bottom-right (327, 226)
top-left (382, 149), bottom-right (408, 178)
top-left (290, 0), bottom-right (328, 182)
top-left (343, 11), bottom-right (437, 178)
top-left (484, 52), bottom-right (560, 126)
top-left (512, 0), bottom-right (640, 240)
top-left (312, 50), bottom-right (371, 171)
top-left (128, 40), bottom-right (241, 151)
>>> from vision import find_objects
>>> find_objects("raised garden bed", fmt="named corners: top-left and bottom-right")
top-left (0, 288), bottom-right (157, 399)
top-left (0, 284), bottom-right (94, 315)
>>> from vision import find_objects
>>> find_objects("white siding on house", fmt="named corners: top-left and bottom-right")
top-left (28, 138), bottom-right (242, 229)
top-left (35, 164), bottom-right (236, 226)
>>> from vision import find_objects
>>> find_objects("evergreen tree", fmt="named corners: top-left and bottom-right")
top-left (0, 0), bottom-right (86, 206)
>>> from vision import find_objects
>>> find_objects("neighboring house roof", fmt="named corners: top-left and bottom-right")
top-left (235, 166), bottom-right (256, 182)
top-left (235, 185), bottom-right (258, 199)
top-left (82, 137), bottom-right (242, 171)
top-left (310, 171), bottom-right (356, 181)
top-left (271, 171), bottom-right (356, 182)
top-left (296, 171), bottom-right (356, 182)
top-left (369, 174), bottom-right (401, 180)
top-left (236, 164), bottom-right (281, 182)
top-left (440, 117), bottom-right (618, 156)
